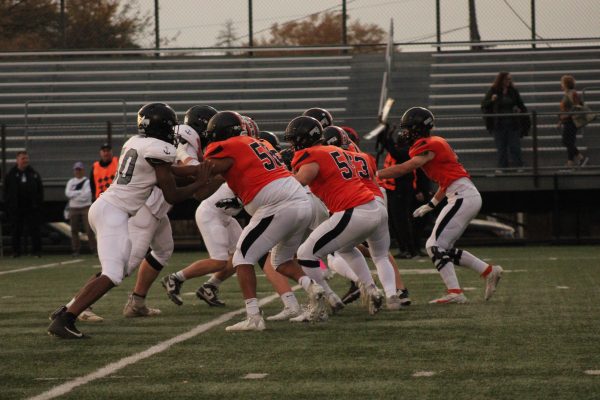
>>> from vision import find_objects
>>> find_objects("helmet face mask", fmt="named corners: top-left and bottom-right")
top-left (284, 116), bottom-right (323, 150)
top-left (205, 111), bottom-right (245, 144)
top-left (137, 102), bottom-right (178, 145)
top-left (397, 107), bottom-right (435, 147)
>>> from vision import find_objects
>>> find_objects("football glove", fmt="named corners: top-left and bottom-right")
top-left (412, 198), bottom-right (439, 218)
top-left (215, 197), bottom-right (242, 210)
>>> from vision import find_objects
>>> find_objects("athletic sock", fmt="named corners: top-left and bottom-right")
top-left (438, 262), bottom-right (461, 291)
top-left (480, 265), bottom-right (493, 278)
top-left (245, 298), bottom-right (260, 316)
top-left (206, 276), bottom-right (222, 287)
top-left (457, 250), bottom-right (489, 275)
top-left (298, 276), bottom-right (312, 291)
top-left (281, 292), bottom-right (299, 310)
top-left (174, 271), bottom-right (186, 281)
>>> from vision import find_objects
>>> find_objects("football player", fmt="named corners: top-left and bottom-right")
top-left (286, 116), bottom-right (385, 316)
top-left (377, 107), bottom-right (503, 304)
top-left (47, 103), bottom-right (213, 339)
top-left (322, 125), bottom-right (408, 310)
top-left (202, 111), bottom-right (326, 331)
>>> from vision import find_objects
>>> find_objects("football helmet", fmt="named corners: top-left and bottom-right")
top-left (175, 124), bottom-right (201, 161)
top-left (322, 125), bottom-right (350, 150)
top-left (137, 102), bottom-right (178, 145)
top-left (303, 108), bottom-right (333, 128)
top-left (284, 116), bottom-right (323, 150)
top-left (340, 126), bottom-right (360, 145)
top-left (398, 107), bottom-right (435, 146)
top-left (259, 131), bottom-right (281, 151)
top-left (184, 105), bottom-right (218, 136)
top-left (241, 116), bottom-right (260, 138)
top-left (205, 111), bottom-right (245, 143)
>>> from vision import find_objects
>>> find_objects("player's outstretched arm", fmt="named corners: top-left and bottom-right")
top-left (154, 161), bottom-right (211, 204)
top-left (377, 151), bottom-right (435, 179)
top-left (194, 175), bottom-right (225, 201)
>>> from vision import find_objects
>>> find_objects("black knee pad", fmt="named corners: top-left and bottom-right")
top-left (298, 259), bottom-right (320, 268)
top-left (447, 248), bottom-right (463, 265)
top-left (429, 246), bottom-right (451, 271)
top-left (145, 252), bottom-right (164, 272)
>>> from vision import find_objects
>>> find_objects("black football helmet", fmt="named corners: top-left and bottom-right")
top-left (184, 105), bottom-right (218, 135)
top-left (259, 131), bottom-right (281, 151)
top-left (397, 107), bottom-right (435, 146)
top-left (284, 116), bottom-right (323, 150)
top-left (322, 125), bottom-right (350, 150)
top-left (137, 102), bottom-right (178, 145)
top-left (205, 111), bottom-right (245, 143)
top-left (303, 108), bottom-right (333, 128)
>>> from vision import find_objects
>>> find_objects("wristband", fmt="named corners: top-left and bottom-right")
top-left (427, 198), bottom-right (439, 208)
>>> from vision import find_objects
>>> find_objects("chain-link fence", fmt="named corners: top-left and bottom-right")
top-left (135, 0), bottom-right (600, 50)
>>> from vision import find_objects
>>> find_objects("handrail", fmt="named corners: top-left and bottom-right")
top-left (24, 98), bottom-right (128, 146)
top-left (0, 45), bottom-right (354, 58)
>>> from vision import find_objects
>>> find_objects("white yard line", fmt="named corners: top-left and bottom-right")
top-left (27, 289), bottom-right (291, 400)
top-left (0, 259), bottom-right (83, 276)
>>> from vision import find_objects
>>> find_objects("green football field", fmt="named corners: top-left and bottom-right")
top-left (1, 246), bottom-right (600, 400)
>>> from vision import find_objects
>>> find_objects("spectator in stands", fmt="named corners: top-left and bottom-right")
top-left (3, 151), bottom-right (43, 257)
top-left (482, 72), bottom-right (527, 172)
top-left (90, 143), bottom-right (118, 201)
top-left (65, 162), bottom-right (96, 256)
top-left (558, 74), bottom-right (589, 167)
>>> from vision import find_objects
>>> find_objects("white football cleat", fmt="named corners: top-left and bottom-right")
top-left (327, 292), bottom-right (344, 314)
top-left (123, 294), bottom-right (161, 318)
top-left (77, 308), bottom-right (103, 322)
top-left (366, 285), bottom-right (384, 315)
top-left (225, 313), bottom-right (266, 332)
top-left (386, 294), bottom-right (402, 310)
top-left (485, 265), bottom-right (503, 300)
top-left (289, 305), bottom-right (328, 323)
top-left (306, 281), bottom-right (327, 321)
top-left (266, 306), bottom-right (301, 321)
top-left (429, 292), bottom-right (468, 304)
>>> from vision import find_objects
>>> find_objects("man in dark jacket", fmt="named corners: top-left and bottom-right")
top-left (3, 151), bottom-right (44, 257)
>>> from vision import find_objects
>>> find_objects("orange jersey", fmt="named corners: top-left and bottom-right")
top-left (292, 145), bottom-right (374, 212)
top-left (205, 135), bottom-right (291, 205)
top-left (378, 153), bottom-right (396, 191)
top-left (409, 136), bottom-right (469, 191)
top-left (348, 150), bottom-right (383, 198)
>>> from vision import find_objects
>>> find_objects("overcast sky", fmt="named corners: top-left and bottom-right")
top-left (136, 0), bottom-right (600, 49)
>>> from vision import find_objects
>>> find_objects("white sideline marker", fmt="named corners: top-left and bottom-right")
top-left (412, 371), bottom-right (436, 377)
top-left (556, 286), bottom-right (570, 290)
top-left (1, 296), bottom-right (15, 299)
top-left (27, 290), bottom-right (288, 400)
top-left (585, 370), bottom-right (600, 375)
top-left (462, 287), bottom-right (477, 291)
top-left (243, 373), bottom-right (268, 379)
top-left (548, 257), bottom-right (558, 261)
top-left (0, 259), bottom-right (84, 276)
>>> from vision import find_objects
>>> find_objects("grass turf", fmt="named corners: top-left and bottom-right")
top-left (1, 246), bottom-right (600, 399)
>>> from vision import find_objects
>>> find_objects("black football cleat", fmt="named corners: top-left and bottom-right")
top-left (196, 284), bottom-right (225, 307)
top-left (48, 312), bottom-right (86, 339)
top-left (341, 281), bottom-right (361, 305)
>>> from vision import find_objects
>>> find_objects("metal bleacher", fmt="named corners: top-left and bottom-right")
top-left (0, 48), bottom-right (353, 192)
top-left (427, 46), bottom-right (600, 173)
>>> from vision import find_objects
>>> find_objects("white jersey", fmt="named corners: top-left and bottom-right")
top-left (101, 135), bottom-right (176, 215)
top-left (145, 186), bottom-right (172, 219)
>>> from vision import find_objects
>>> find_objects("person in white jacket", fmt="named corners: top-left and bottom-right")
top-left (65, 162), bottom-right (95, 256)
